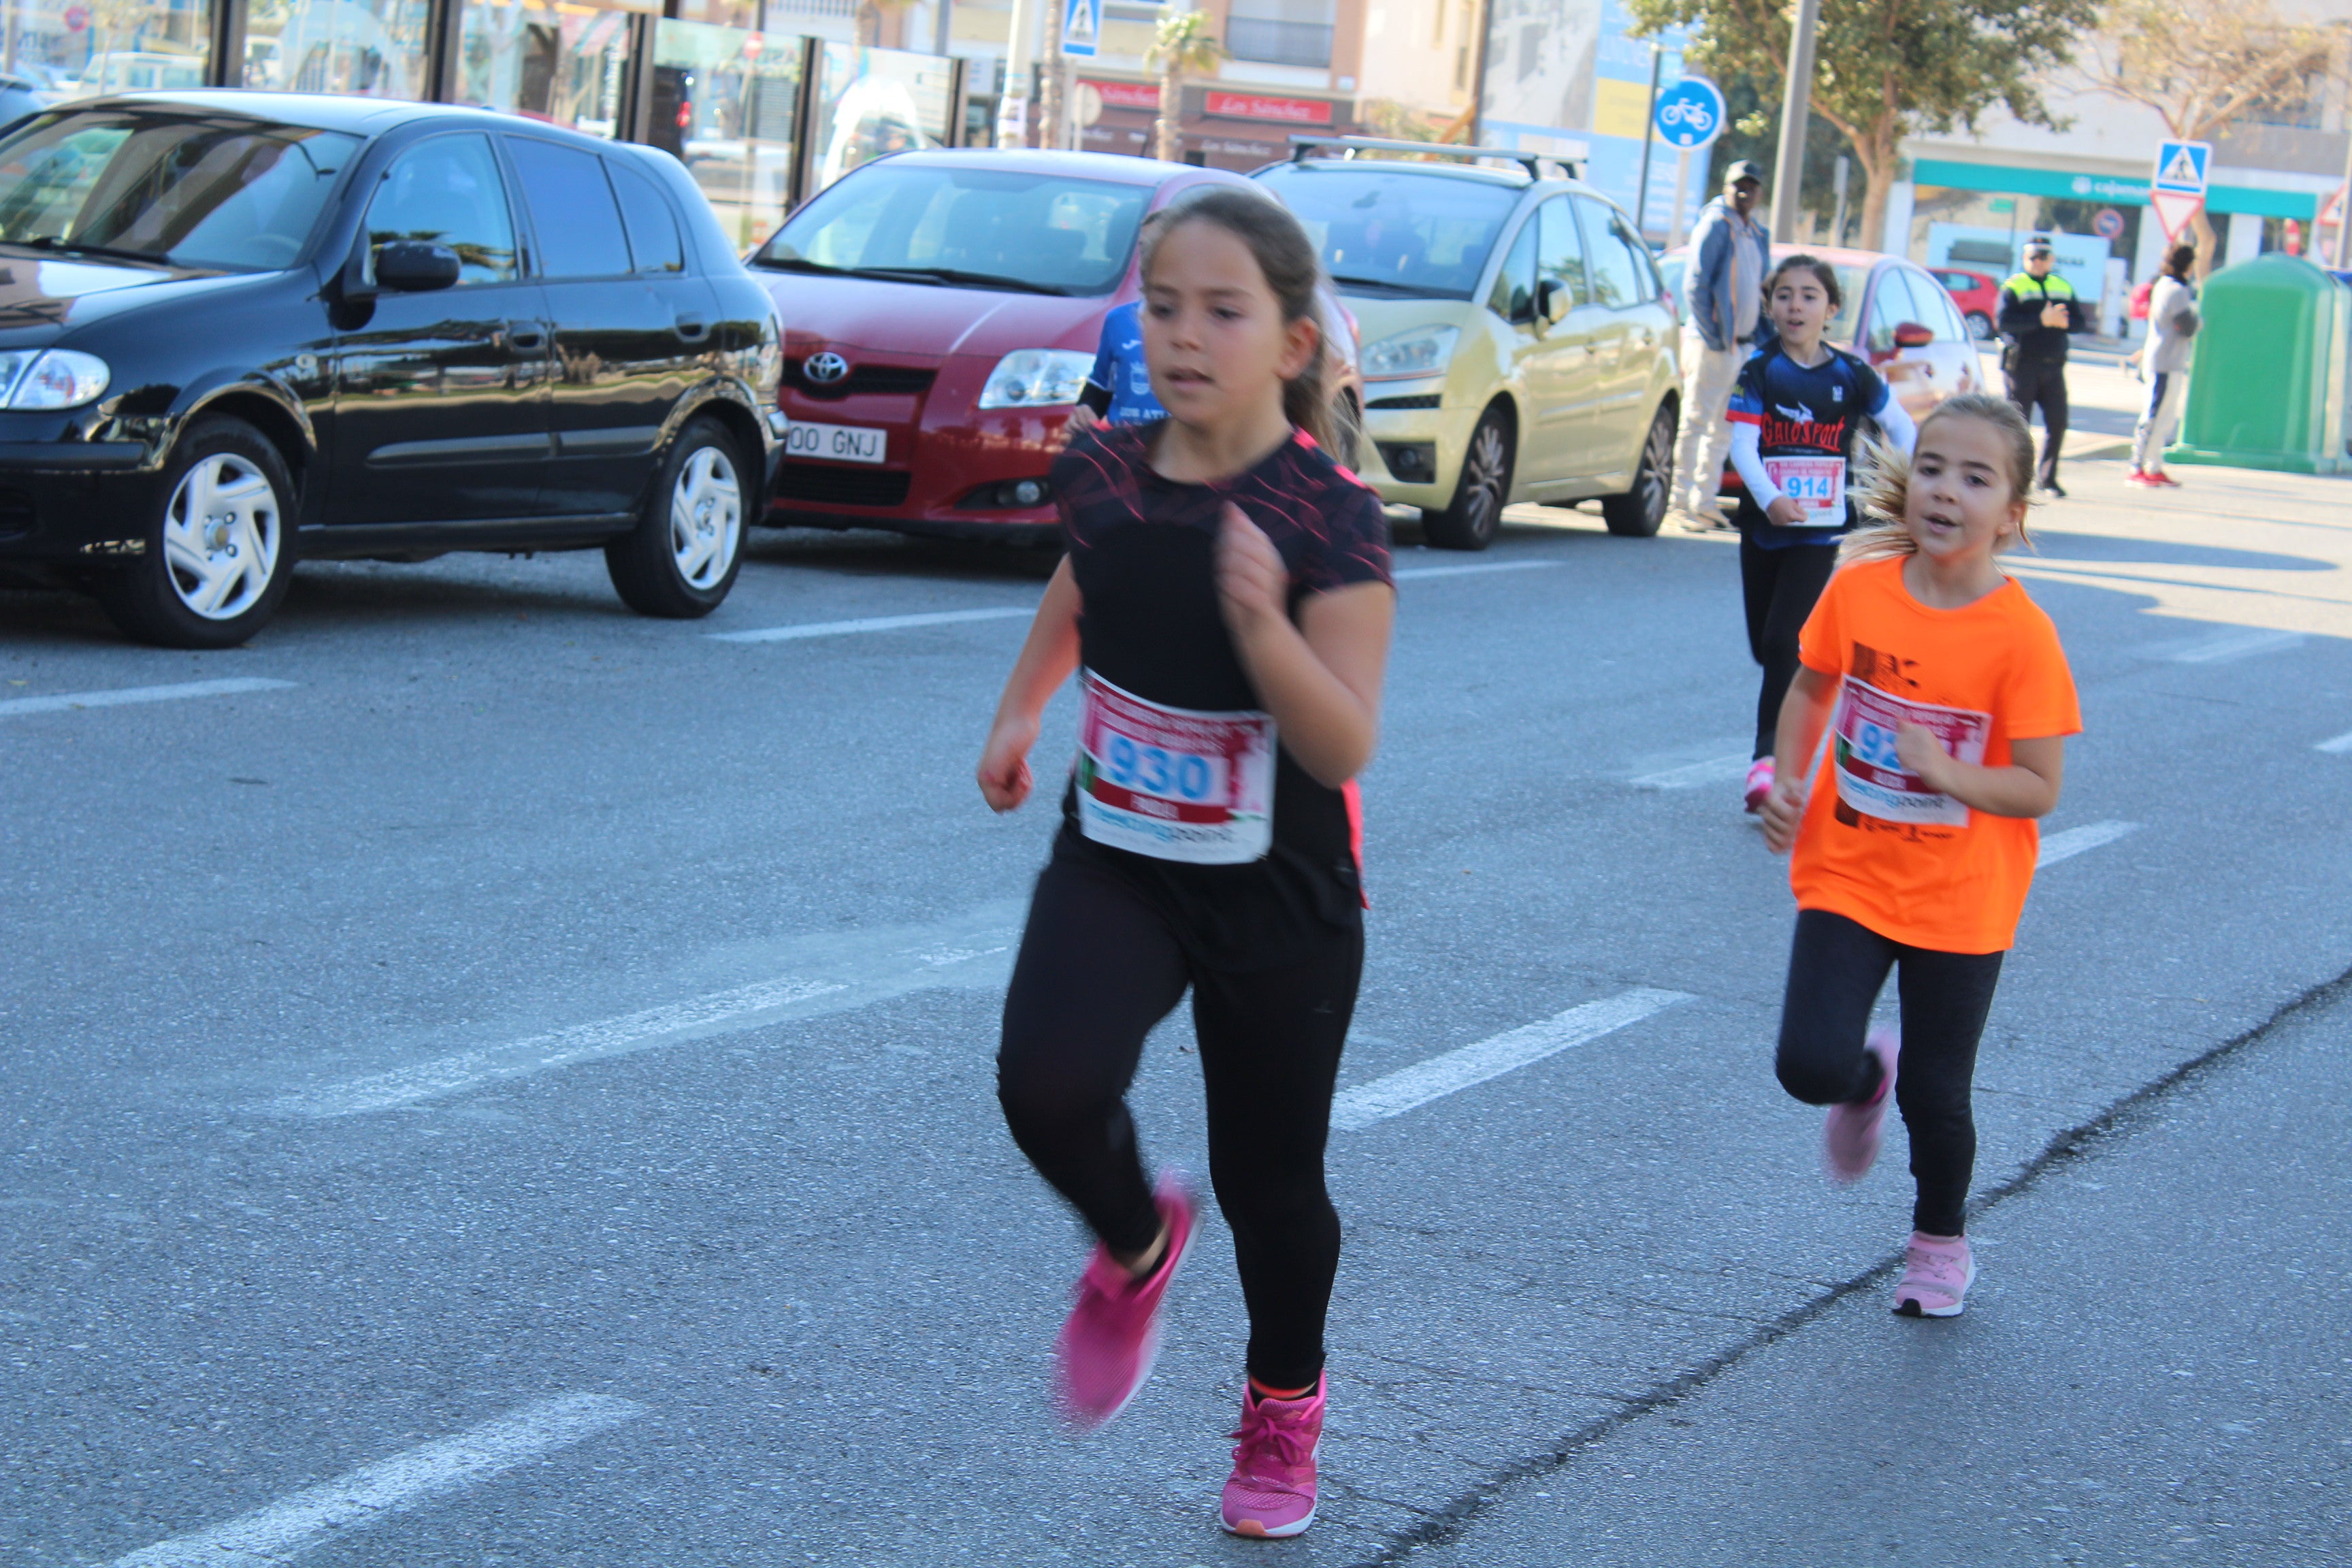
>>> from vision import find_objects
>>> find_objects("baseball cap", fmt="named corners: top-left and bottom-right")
top-left (1725, 160), bottom-right (1765, 186)
top-left (2024, 239), bottom-right (2055, 257)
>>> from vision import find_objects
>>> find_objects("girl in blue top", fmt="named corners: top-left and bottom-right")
top-left (1727, 255), bottom-right (1917, 811)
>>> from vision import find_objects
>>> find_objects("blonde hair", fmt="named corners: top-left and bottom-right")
top-left (1843, 393), bottom-right (2037, 568)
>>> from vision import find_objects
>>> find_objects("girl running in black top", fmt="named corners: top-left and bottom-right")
top-left (1727, 255), bottom-right (1917, 811)
top-left (977, 186), bottom-right (1394, 1540)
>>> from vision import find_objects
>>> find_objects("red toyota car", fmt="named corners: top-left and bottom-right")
top-left (746, 148), bottom-right (1358, 543)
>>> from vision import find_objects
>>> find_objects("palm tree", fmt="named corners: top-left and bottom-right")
top-left (1146, 11), bottom-right (1222, 163)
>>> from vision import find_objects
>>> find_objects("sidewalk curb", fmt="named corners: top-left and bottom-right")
top-left (1348, 958), bottom-right (2352, 1566)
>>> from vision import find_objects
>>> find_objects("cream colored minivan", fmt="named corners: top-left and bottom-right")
top-left (1256, 140), bottom-right (1680, 549)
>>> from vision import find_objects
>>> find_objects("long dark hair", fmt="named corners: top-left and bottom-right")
top-left (2163, 243), bottom-right (2196, 280)
top-left (1140, 185), bottom-right (1337, 454)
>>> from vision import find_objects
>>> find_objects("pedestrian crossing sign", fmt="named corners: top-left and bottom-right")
top-left (1062, 0), bottom-right (1100, 56)
top-left (2153, 140), bottom-right (2210, 196)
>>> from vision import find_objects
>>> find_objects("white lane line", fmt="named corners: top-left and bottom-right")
top-left (708, 607), bottom-right (1034, 643)
top-left (108, 1392), bottom-right (640, 1568)
top-left (2315, 728), bottom-right (2352, 755)
top-left (0, 676), bottom-right (295, 719)
top-left (1632, 752), bottom-right (1751, 789)
top-left (2038, 819), bottom-right (2140, 867)
top-left (2165, 627), bottom-right (2306, 664)
top-left (1332, 987), bottom-right (1690, 1131)
top-left (1393, 559), bottom-right (1562, 581)
top-left (270, 904), bottom-right (1024, 1117)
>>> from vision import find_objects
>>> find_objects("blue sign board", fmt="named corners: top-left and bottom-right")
top-left (2153, 140), bottom-right (2210, 195)
top-left (1062, 0), bottom-right (1100, 56)
top-left (1652, 77), bottom-right (1725, 150)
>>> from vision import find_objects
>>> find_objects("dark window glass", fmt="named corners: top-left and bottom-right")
top-left (610, 158), bottom-right (684, 274)
top-left (0, 110), bottom-right (357, 272)
top-left (1258, 163), bottom-right (1518, 300)
top-left (365, 133), bottom-right (516, 285)
top-left (1578, 196), bottom-right (1644, 308)
top-left (507, 135), bottom-right (631, 279)
top-left (1487, 214), bottom-right (1537, 321)
top-left (1536, 196), bottom-right (1586, 309)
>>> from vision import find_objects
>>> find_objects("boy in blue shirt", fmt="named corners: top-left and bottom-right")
top-left (1067, 299), bottom-right (1166, 438)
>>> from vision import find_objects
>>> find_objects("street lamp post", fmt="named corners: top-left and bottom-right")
top-left (1770, 0), bottom-right (1820, 240)
top-left (1633, 42), bottom-right (1663, 236)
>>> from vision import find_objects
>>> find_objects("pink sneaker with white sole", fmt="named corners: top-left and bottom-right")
top-left (1893, 1231), bottom-right (1976, 1317)
top-left (1823, 1027), bottom-right (1898, 1184)
top-left (1221, 1374), bottom-right (1326, 1538)
top-left (1744, 757), bottom-right (1776, 813)
top-left (1054, 1175), bottom-right (1196, 1429)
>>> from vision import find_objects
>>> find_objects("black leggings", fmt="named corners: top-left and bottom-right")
top-left (1774, 909), bottom-right (2004, 1237)
top-left (996, 848), bottom-right (1360, 1389)
top-left (1741, 536), bottom-right (1839, 760)
top-left (2006, 358), bottom-right (2069, 487)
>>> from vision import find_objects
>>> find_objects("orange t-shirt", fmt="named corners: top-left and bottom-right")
top-left (1791, 555), bottom-right (2082, 953)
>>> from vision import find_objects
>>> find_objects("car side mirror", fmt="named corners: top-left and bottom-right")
top-left (1535, 276), bottom-right (1571, 324)
top-left (376, 240), bottom-right (461, 293)
top-left (1892, 321), bottom-right (1934, 349)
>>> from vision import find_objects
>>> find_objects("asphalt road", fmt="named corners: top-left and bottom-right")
top-left (3, 445), bottom-right (2349, 1567)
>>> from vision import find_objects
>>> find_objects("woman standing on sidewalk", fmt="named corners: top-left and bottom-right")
top-left (977, 186), bottom-right (1394, 1539)
top-left (1759, 393), bottom-right (2081, 1318)
top-left (2129, 244), bottom-right (2200, 489)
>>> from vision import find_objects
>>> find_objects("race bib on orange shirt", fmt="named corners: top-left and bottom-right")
top-left (1764, 455), bottom-right (1846, 523)
top-left (1831, 675), bottom-right (1991, 828)
top-left (1076, 669), bottom-right (1275, 864)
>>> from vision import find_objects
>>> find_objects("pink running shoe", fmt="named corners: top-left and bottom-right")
top-left (1823, 1028), bottom-right (1898, 1184)
top-left (2125, 468), bottom-right (2161, 488)
top-left (1893, 1231), bottom-right (1976, 1317)
top-left (1743, 757), bottom-right (1776, 813)
top-left (1221, 1375), bottom-right (1326, 1538)
top-left (2150, 470), bottom-right (2182, 488)
top-left (1054, 1176), bottom-right (1196, 1429)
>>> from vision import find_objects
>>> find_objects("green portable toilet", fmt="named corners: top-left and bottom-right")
top-left (2170, 252), bottom-right (2349, 474)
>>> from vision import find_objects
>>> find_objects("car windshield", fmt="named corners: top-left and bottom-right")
top-left (0, 110), bottom-right (358, 272)
top-left (1256, 164), bottom-right (1518, 299)
top-left (754, 164), bottom-right (1150, 297)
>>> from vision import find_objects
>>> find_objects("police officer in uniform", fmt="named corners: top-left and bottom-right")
top-left (1997, 240), bottom-right (2089, 496)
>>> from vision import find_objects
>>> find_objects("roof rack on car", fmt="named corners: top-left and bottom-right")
top-left (1286, 133), bottom-right (1586, 180)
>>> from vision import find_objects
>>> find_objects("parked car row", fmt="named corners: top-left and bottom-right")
top-left (0, 89), bottom-right (1997, 647)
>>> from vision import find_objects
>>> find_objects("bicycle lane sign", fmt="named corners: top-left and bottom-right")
top-left (1653, 77), bottom-right (1726, 150)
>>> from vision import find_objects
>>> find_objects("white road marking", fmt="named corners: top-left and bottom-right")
top-left (270, 904), bottom-right (1024, 1117)
top-left (2315, 728), bottom-right (2352, 755)
top-left (108, 1393), bottom-right (640, 1568)
top-left (0, 676), bottom-right (295, 719)
top-left (2038, 819), bottom-right (2140, 867)
top-left (708, 607), bottom-right (1033, 643)
top-left (1632, 752), bottom-right (1752, 789)
top-left (1392, 559), bottom-right (1562, 581)
top-left (2163, 627), bottom-right (2306, 664)
top-left (1332, 987), bottom-right (1690, 1131)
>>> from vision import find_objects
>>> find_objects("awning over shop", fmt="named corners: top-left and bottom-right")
top-left (1912, 157), bottom-right (2321, 220)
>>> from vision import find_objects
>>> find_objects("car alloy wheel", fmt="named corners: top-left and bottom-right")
top-left (1423, 406), bottom-right (1514, 551)
top-left (163, 453), bottom-right (282, 621)
top-left (668, 444), bottom-right (741, 591)
top-left (1602, 401), bottom-right (1678, 538)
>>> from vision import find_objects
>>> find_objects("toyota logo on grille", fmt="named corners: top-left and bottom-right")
top-left (804, 351), bottom-right (850, 385)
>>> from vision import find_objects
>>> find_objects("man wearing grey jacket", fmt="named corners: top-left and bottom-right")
top-left (2129, 243), bottom-right (2200, 487)
top-left (1669, 161), bottom-right (1773, 530)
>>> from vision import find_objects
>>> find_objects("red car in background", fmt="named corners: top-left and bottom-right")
top-left (1929, 265), bottom-right (2001, 340)
top-left (746, 149), bottom-right (1360, 544)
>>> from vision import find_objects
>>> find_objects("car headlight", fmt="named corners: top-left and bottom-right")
top-left (978, 349), bottom-right (1093, 410)
top-left (1361, 325), bottom-right (1458, 381)
top-left (3, 350), bottom-right (109, 409)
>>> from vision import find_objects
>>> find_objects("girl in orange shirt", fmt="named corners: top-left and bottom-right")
top-left (1758, 393), bottom-right (2081, 1318)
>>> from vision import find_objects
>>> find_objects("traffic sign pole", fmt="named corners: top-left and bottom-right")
top-left (1771, 0), bottom-right (1820, 239)
top-left (1633, 44), bottom-right (1663, 238)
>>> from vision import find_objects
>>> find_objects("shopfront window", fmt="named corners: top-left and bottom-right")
top-left (243, 0), bottom-right (429, 97)
top-left (1, 0), bottom-right (212, 101)
top-left (457, 0), bottom-right (645, 137)
top-left (651, 17), bottom-right (800, 252)
top-left (808, 41), bottom-right (951, 196)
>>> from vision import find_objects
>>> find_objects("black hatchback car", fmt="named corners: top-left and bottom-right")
top-left (0, 92), bottom-right (783, 647)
